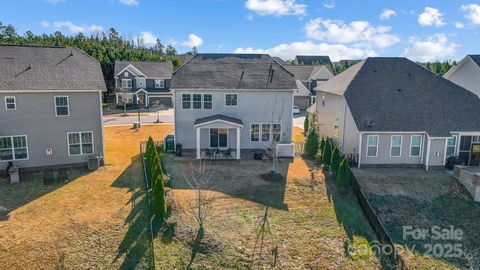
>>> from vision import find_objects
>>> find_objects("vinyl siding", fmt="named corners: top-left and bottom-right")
top-left (445, 58), bottom-right (480, 97)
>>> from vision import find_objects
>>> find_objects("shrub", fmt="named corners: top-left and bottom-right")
top-left (152, 169), bottom-right (167, 220)
top-left (304, 116), bottom-right (309, 134)
top-left (318, 138), bottom-right (325, 160)
top-left (322, 139), bottom-right (332, 166)
top-left (331, 147), bottom-right (341, 176)
top-left (304, 128), bottom-right (320, 159)
top-left (336, 158), bottom-right (350, 192)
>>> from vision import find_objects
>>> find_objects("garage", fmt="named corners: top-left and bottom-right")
top-left (149, 96), bottom-right (173, 108)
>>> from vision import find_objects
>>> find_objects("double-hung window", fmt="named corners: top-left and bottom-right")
top-left (0, 136), bottom-right (28, 161)
top-left (154, 79), bottom-right (165, 88)
top-left (203, 94), bottom-right (212, 109)
top-left (5, 96), bottom-right (16, 110)
top-left (446, 136), bottom-right (457, 158)
top-left (272, 124), bottom-right (281, 142)
top-left (182, 94), bottom-right (191, 109)
top-left (390, 135), bottom-right (402, 157)
top-left (55, 96), bottom-right (69, 116)
top-left (225, 94), bottom-right (238, 107)
top-left (121, 79), bottom-right (132, 88)
top-left (251, 124), bottom-right (260, 142)
top-left (410, 135), bottom-right (422, 157)
top-left (192, 94), bottom-right (202, 109)
top-left (366, 135), bottom-right (379, 157)
top-left (261, 124), bottom-right (271, 142)
top-left (68, 132), bottom-right (94, 156)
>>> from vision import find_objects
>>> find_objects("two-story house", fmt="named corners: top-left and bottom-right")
top-left (444, 55), bottom-right (480, 98)
top-left (114, 60), bottom-right (173, 108)
top-left (0, 45), bottom-right (106, 172)
top-left (171, 54), bottom-right (297, 159)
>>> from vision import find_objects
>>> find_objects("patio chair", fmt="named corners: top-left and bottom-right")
top-left (203, 148), bottom-right (213, 159)
top-left (223, 148), bottom-right (233, 159)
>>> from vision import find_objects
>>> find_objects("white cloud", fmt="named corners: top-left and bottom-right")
top-left (235, 41), bottom-right (376, 61)
top-left (245, 0), bottom-right (306, 16)
top-left (418, 7), bottom-right (445, 26)
top-left (403, 33), bottom-right (457, 62)
top-left (322, 0), bottom-right (335, 9)
top-left (304, 18), bottom-right (400, 49)
top-left (179, 34), bottom-right (203, 47)
top-left (380, 9), bottom-right (396, 20)
top-left (119, 0), bottom-right (139, 6)
top-left (45, 0), bottom-right (65, 4)
top-left (136, 31), bottom-right (157, 47)
top-left (41, 21), bottom-right (103, 34)
top-left (461, 4), bottom-right (480, 25)
top-left (455, 22), bottom-right (465, 29)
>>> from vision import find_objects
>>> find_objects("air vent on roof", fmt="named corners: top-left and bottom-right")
top-left (365, 118), bottom-right (374, 128)
top-left (373, 70), bottom-right (377, 73)
top-left (397, 88), bottom-right (402, 92)
top-left (408, 73), bottom-right (412, 77)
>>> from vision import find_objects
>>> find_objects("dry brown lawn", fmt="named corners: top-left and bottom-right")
top-left (0, 124), bottom-right (172, 270)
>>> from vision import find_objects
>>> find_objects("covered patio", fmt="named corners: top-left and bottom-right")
top-left (194, 114), bottom-right (243, 160)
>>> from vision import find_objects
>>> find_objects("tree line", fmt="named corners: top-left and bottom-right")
top-left (0, 21), bottom-right (198, 94)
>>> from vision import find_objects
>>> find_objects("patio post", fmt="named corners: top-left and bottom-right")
top-left (196, 127), bottom-right (201, 159)
top-left (236, 127), bottom-right (241, 159)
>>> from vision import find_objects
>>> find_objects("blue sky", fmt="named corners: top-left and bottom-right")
top-left (2, 0), bottom-right (480, 61)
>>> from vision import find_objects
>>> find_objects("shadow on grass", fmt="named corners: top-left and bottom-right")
top-left (162, 153), bottom-right (291, 210)
top-left (112, 155), bottom-right (154, 270)
top-left (0, 168), bottom-right (90, 222)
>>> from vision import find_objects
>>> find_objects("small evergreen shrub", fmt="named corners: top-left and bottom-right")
top-left (304, 128), bottom-right (320, 159)
top-left (336, 158), bottom-right (350, 193)
top-left (304, 116), bottom-right (309, 134)
top-left (322, 139), bottom-right (332, 166)
top-left (331, 147), bottom-right (341, 176)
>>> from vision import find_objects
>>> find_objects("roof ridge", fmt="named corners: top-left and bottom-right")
top-left (0, 44), bottom-right (67, 48)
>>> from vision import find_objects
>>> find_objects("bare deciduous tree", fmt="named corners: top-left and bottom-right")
top-left (261, 96), bottom-right (287, 176)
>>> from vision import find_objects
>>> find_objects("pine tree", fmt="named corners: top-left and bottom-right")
top-left (152, 162), bottom-right (167, 220)
top-left (304, 116), bottom-right (309, 134)
top-left (336, 158), bottom-right (350, 193)
top-left (322, 140), bottom-right (332, 166)
top-left (304, 128), bottom-right (320, 159)
top-left (331, 147), bottom-right (341, 176)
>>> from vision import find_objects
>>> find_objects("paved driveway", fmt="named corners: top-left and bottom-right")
top-left (103, 108), bottom-right (174, 126)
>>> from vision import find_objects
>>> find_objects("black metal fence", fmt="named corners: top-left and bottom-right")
top-left (349, 170), bottom-right (409, 270)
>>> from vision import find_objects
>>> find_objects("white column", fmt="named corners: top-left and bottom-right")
top-left (196, 127), bottom-right (201, 159)
top-left (425, 137), bottom-right (431, 171)
top-left (236, 127), bottom-right (241, 159)
top-left (357, 132), bottom-right (362, 168)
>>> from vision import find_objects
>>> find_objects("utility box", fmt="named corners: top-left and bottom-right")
top-left (164, 135), bottom-right (175, 152)
top-left (88, 156), bottom-right (100, 170)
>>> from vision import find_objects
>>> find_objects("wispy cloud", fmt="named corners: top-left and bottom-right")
top-left (461, 4), bottom-right (480, 25)
top-left (135, 31), bottom-right (157, 47)
top-left (380, 9), bottom-right (396, 20)
top-left (41, 21), bottom-right (103, 34)
top-left (403, 33), bottom-right (457, 62)
top-left (322, 0), bottom-right (335, 9)
top-left (245, 0), bottom-right (307, 17)
top-left (45, 0), bottom-right (65, 4)
top-left (119, 0), bottom-right (139, 6)
top-left (418, 7), bottom-right (445, 26)
top-left (179, 34), bottom-right (203, 47)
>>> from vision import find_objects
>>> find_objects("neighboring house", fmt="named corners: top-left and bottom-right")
top-left (0, 45), bottom-right (105, 172)
top-left (294, 55), bottom-right (332, 66)
top-left (272, 57), bottom-right (288, 66)
top-left (284, 65), bottom-right (334, 110)
top-left (114, 60), bottom-right (173, 108)
top-left (314, 57), bottom-right (480, 170)
top-left (443, 55), bottom-right (480, 98)
top-left (171, 53), bottom-right (297, 159)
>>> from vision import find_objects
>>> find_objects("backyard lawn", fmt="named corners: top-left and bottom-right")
top-left (0, 124), bottom-right (172, 269)
top-left (153, 127), bottom-right (389, 269)
top-left (352, 168), bottom-right (480, 270)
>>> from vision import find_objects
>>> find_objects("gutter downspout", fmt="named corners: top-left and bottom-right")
top-left (358, 132), bottom-right (362, 168)
top-left (425, 136), bottom-right (431, 171)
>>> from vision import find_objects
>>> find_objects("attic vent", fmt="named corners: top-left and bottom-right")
top-left (373, 70), bottom-right (377, 73)
top-left (397, 88), bottom-right (402, 92)
top-left (365, 118), bottom-right (374, 128)
top-left (408, 73), bottom-right (412, 77)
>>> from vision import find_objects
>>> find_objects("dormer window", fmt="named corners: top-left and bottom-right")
top-left (155, 79), bottom-right (165, 88)
top-left (124, 72), bottom-right (129, 77)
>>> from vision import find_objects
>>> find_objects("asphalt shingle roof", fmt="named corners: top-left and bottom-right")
top-left (114, 61), bottom-right (173, 78)
top-left (0, 45), bottom-right (105, 91)
top-left (171, 54), bottom-right (296, 90)
top-left (317, 57), bottom-right (480, 137)
top-left (468, 55), bottom-right (480, 68)
top-left (194, 114), bottom-right (243, 126)
top-left (295, 55), bottom-right (332, 65)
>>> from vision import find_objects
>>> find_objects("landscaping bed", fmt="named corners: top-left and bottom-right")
top-left (352, 168), bottom-right (480, 270)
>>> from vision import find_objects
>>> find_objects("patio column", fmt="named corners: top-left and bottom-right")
top-left (196, 127), bottom-right (201, 159)
top-left (236, 127), bottom-right (241, 159)
top-left (425, 137), bottom-right (431, 171)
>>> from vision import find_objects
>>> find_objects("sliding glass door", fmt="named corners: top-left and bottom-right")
top-left (209, 128), bottom-right (228, 149)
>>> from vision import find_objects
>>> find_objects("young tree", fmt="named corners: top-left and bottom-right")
top-left (152, 154), bottom-right (167, 220)
top-left (304, 128), bottom-right (320, 160)
top-left (331, 147), bottom-right (341, 177)
top-left (191, 46), bottom-right (198, 55)
top-left (303, 116), bottom-right (309, 134)
top-left (154, 38), bottom-right (164, 56)
top-left (322, 139), bottom-right (332, 166)
top-left (166, 45), bottom-right (177, 56)
top-left (336, 158), bottom-right (350, 193)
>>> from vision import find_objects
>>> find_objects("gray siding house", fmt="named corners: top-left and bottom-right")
top-left (114, 61), bottom-right (173, 107)
top-left (314, 57), bottom-right (480, 170)
top-left (0, 45), bottom-right (105, 172)
top-left (444, 55), bottom-right (480, 98)
top-left (284, 65), bottom-right (334, 110)
top-left (171, 54), bottom-right (296, 159)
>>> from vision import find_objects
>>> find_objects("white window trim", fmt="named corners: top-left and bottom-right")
top-left (445, 135), bottom-right (457, 160)
top-left (250, 123), bottom-right (260, 142)
top-left (124, 71), bottom-right (129, 77)
top-left (182, 93), bottom-right (213, 110)
top-left (224, 93), bottom-right (238, 107)
top-left (155, 79), bottom-right (165, 89)
top-left (261, 123), bottom-right (271, 142)
top-left (0, 135), bottom-right (29, 162)
top-left (208, 128), bottom-right (229, 149)
top-left (272, 123), bottom-right (282, 142)
top-left (54, 96), bottom-right (70, 117)
top-left (192, 93), bottom-right (203, 110)
top-left (67, 131), bottom-right (95, 156)
top-left (121, 79), bottom-right (132, 89)
top-left (366, 135), bottom-right (379, 157)
top-left (409, 135), bottom-right (423, 157)
top-left (203, 93), bottom-right (213, 110)
top-left (5, 96), bottom-right (16, 110)
top-left (390, 135), bottom-right (403, 157)
top-left (181, 93), bottom-right (192, 109)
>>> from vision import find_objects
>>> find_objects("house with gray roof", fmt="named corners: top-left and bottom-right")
top-left (314, 57), bottom-right (480, 170)
top-left (444, 55), bottom-right (480, 98)
top-left (0, 45), bottom-right (105, 172)
top-left (171, 53), bottom-right (297, 159)
top-left (284, 65), bottom-right (334, 110)
top-left (114, 60), bottom-right (173, 108)
top-left (294, 55), bottom-right (331, 66)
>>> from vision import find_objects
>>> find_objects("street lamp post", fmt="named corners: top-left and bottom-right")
top-left (137, 96), bottom-right (141, 123)
top-left (155, 102), bottom-right (160, 123)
